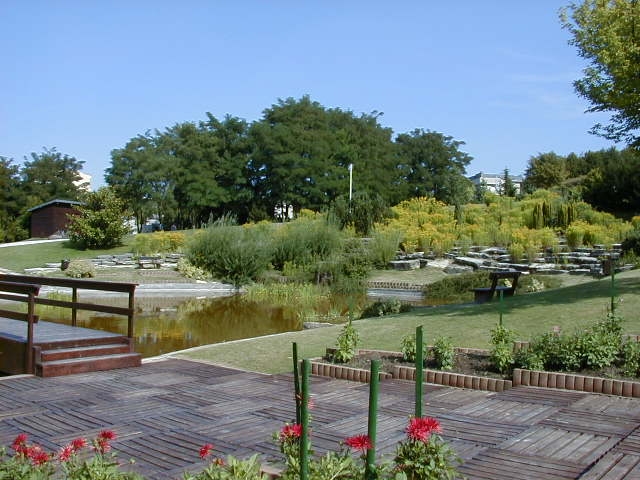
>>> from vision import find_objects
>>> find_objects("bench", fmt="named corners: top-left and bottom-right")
top-left (473, 270), bottom-right (521, 304)
top-left (137, 256), bottom-right (162, 269)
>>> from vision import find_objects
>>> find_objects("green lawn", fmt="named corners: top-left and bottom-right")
top-left (175, 269), bottom-right (640, 374)
top-left (0, 238), bottom-right (135, 272)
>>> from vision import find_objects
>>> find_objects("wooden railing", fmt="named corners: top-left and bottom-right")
top-left (0, 274), bottom-right (137, 338)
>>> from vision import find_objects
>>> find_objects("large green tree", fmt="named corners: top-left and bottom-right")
top-left (394, 129), bottom-right (473, 204)
top-left (248, 96), bottom-right (398, 218)
top-left (561, 0), bottom-right (640, 146)
top-left (20, 147), bottom-right (84, 208)
top-left (0, 157), bottom-right (27, 242)
top-left (523, 152), bottom-right (569, 192)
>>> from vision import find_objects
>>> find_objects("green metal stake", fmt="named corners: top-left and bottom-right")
top-left (293, 342), bottom-right (301, 424)
top-left (300, 359), bottom-right (311, 480)
top-left (499, 289), bottom-right (504, 326)
top-left (415, 326), bottom-right (424, 418)
top-left (366, 359), bottom-right (380, 480)
top-left (611, 258), bottom-right (616, 315)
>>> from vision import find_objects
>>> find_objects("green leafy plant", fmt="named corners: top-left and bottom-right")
top-left (432, 336), bottom-right (455, 371)
top-left (621, 338), bottom-right (640, 377)
top-left (401, 333), bottom-right (427, 363)
top-left (1, 431), bottom-right (142, 480)
top-left (393, 417), bottom-right (460, 480)
top-left (183, 444), bottom-right (268, 480)
top-left (65, 259), bottom-right (96, 278)
top-left (361, 299), bottom-right (411, 318)
top-left (332, 317), bottom-right (359, 363)
top-left (489, 324), bottom-right (516, 374)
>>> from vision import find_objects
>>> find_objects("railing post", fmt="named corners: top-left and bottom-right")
top-left (26, 291), bottom-right (36, 374)
top-left (293, 342), bottom-right (301, 424)
top-left (300, 359), bottom-right (311, 480)
top-left (71, 287), bottom-right (78, 327)
top-left (127, 286), bottom-right (135, 338)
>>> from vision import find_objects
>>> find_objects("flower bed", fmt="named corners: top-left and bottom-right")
top-left (312, 348), bottom-right (640, 397)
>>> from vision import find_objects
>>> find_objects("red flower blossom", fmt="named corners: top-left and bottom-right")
top-left (98, 430), bottom-right (117, 441)
top-left (279, 423), bottom-right (303, 441)
top-left (26, 445), bottom-right (50, 466)
top-left (94, 438), bottom-right (111, 454)
top-left (71, 437), bottom-right (87, 452)
top-left (11, 433), bottom-right (28, 454)
top-left (406, 416), bottom-right (442, 442)
top-left (58, 444), bottom-right (75, 462)
top-left (199, 443), bottom-right (213, 460)
top-left (344, 434), bottom-right (373, 452)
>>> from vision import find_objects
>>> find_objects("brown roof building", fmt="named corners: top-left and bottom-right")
top-left (28, 199), bottom-right (83, 238)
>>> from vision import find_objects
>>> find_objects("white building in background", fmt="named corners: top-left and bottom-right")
top-left (468, 172), bottom-right (523, 195)
top-left (74, 171), bottom-right (92, 191)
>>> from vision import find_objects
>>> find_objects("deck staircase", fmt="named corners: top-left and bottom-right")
top-left (34, 336), bottom-right (141, 377)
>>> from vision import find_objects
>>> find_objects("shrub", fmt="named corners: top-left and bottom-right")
top-left (426, 271), bottom-right (491, 304)
top-left (186, 224), bottom-right (272, 289)
top-left (432, 336), bottom-right (455, 370)
top-left (621, 339), bottom-right (640, 377)
top-left (271, 218), bottom-right (342, 271)
top-left (332, 317), bottom-right (359, 363)
top-left (489, 325), bottom-right (516, 374)
top-left (176, 258), bottom-right (211, 281)
top-left (368, 229), bottom-right (402, 268)
top-left (133, 231), bottom-right (185, 255)
top-left (576, 313), bottom-right (622, 370)
top-left (401, 333), bottom-right (428, 363)
top-left (67, 187), bottom-right (130, 249)
top-left (360, 299), bottom-right (411, 318)
top-left (65, 260), bottom-right (95, 278)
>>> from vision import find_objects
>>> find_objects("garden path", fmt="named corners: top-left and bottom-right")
top-left (0, 358), bottom-right (638, 479)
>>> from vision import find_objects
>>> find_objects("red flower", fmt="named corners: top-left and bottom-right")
top-left (26, 445), bottom-right (50, 466)
top-left (279, 423), bottom-right (303, 441)
top-left (71, 437), bottom-right (87, 452)
top-left (94, 438), bottom-right (111, 454)
top-left (98, 430), bottom-right (117, 441)
top-left (344, 434), bottom-right (373, 452)
top-left (406, 416), bottom-right (442, 442)
top-left (58, 444), bottom-right (74, 462)
top-left (11, 433), bottom-right (28, 453)
top-left (199, 443), bottom-right (213, 460)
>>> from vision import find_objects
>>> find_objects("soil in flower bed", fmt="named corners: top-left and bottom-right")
top-left (325, 351), bottom-right (640, 383)
top-left (326, 351), bottom-right (510, 380)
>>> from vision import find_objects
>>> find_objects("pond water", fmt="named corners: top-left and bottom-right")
top-left (57, 288), bottom-right (427, 358)
top-left (72, 296), bottom-right (303, 357)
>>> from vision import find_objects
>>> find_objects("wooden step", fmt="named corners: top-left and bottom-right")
top-left (40, 343), bottom-right (132, 362)
top-left (37, 353), bottom-right (142, 377)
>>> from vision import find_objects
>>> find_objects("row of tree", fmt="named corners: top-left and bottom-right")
top-left (106, 96), bottom-right (475, 231)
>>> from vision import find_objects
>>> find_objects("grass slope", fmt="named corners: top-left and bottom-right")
top-left (176, 269), bottom-right (640, 374)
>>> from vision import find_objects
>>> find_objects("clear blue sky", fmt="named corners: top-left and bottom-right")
top-left (1, 1), bottom-right (618, 188)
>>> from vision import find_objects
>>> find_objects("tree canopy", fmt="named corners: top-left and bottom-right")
top-left (107, 96), bottom-right (474, 227)
top-left (561, 0), bottom-right (640, 146)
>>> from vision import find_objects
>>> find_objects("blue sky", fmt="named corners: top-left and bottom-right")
top-left (1, 1), bottom-right (618, 188)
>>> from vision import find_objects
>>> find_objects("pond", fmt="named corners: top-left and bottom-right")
top-left (72, 296), bottom-right (303, 357)
top-left (52, 288), bottom-right (427, 358)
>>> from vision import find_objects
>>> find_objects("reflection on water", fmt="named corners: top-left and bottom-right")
top-left (73, 296), bottom-right (302, 358)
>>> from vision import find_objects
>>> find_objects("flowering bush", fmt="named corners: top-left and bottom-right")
top-left (0, 431), bottom-right (142, 480)
top-left (183, 443), bottom-right (267, 480)
top-left (394, 417), bottom-right (460, 480)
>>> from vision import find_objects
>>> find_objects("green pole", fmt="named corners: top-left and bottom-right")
top-left (415, 326), bottom-right (423, 418)
top-left (366, 360), bottom-right (380, 480)
top-left (293, 343), bottom-right (301, 424)
top-left (499, 289), bottom-right (504, 326)
top-left (611, 257), bottom-right (616, 315)
top-left (300, 359), bottom-right (311, 480)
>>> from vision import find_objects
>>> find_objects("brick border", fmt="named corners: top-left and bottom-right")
top-left (513, 368), bottom-right (640, 397)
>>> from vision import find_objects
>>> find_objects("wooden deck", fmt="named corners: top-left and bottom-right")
top-left (0, 317), bottom-right (140, 376)
top-left (0, 358), bottom-right (639, 479)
